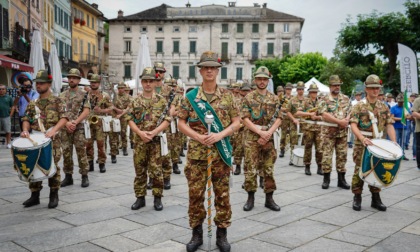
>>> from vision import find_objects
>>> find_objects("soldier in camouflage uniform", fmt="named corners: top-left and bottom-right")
top-left (350, 74), bottom-right (396, 211)
top-left (125, 84), bottom-right (135, 148)
top-left (86, 74), bottom-right (114, 173)
top-left (126, 67), bottom-right (171, 211)
top-left (279, 83), bottom-right (294, 157)
top-left (60, 69), bottom-right (91, 188)
top-left (20, 70), bottom-right (69, 208)
top-left (177, 85), bottom-right (188, 159)
top-left (242, 66), bottom-right (282, 213)
top-left (317, 75), bottom-right (351, 190)
top-left (232, 82), bottom-right (245, 175)
top-left (112, 82), bottom-right (132, 156)
top-left (178, 51), bottom-right (240, 252)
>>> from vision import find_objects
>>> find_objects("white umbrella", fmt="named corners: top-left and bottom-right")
top-left (48, 43), bottom-right (62, 96)
top-left (28, 29), bottom-right (45, 87)
top-left (134, 33), bottom-right (152, 95)
top-left (62, 77), bottom-right (90, 85)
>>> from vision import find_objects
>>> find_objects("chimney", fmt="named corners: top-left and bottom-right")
top-left (118, 10), bottom-right (123, 18)
top-left (186, 1), bottom-right (191, 8)
top-left (92, 3), bottom-right (98, 9)
top-left (228, 2), bottom-right (236, 7)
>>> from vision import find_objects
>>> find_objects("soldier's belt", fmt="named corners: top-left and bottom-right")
top-left (255, 125), bottom-right (269, 130)
top-left (360, 131), bottom-right (373, 137)
top-left (316, 121), bottom-right (338, 127)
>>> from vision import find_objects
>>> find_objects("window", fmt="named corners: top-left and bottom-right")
top-left (60, 9), bottom-right (63, 26)
top-left (283, 42), bottom-right (290, 55)
top-left (236, 68), bottom-right (243, 81)
top-left (236, 42), bottom-right (243, 54)
top-left (252, 23), bottom-right (259, 33)
top-left (93, 45), bottom-right (96, 56)
top-left (267, 43), bottom-right (274, 55)
top-left (189, 41), bottom-right (196, 53)
top-left (268, 23), bottom-right (274, 33)
top-left (237, 23), bottom-right (243, 33)
top-left (189, 26), bottom-right (197, 32)
top-left (252, 42), bottom-right (259, 59)
top-left (87, 14), bottom-right (90, 27)
top-left (141, 26), bottom-right (147, 32)
top-left (173, 66), bottom-right (179, 79)
top-left (189, 65), bottom-right (196, 78)
top-left (124, 26), bottom-right (131, 32)
top-left (173, 26), bottom-right (180, 32)
top-left (64, 13), bottom-right (68, 29)
top-left (157, 41), bottom-right (163, 53)
top-left (173, 41), bottom-right (180, 53)
top-left (221, 42), bottom-right (228, 59)
top-left (221, 67), bottom-right (227, 79)
top-left (91, 17), bottom-right (94, 29)
top-left (54, 5), bottom-right (57, 23)
top-left (124, 65), bottom-right (131, 78)
top-left (284, 23), bottom-right (289, 33)
top-left (125, 41), bottom-right (131, 52)
top-left (157, 26), bottom-right (163, 32)
top-left (222, 23), bottom-right (228, 33)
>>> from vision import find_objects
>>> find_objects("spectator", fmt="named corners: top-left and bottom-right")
top-left (13, 78), bottom-right (39, 131)
top-left (404, 93), bottom-right (416, 150)
top-left (391, 93), bottom-right (409, 160)
top-left (0, 84), bottom-right (13, 148)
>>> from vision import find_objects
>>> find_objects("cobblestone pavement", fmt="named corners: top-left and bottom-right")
top-left (1, 140), bottom-right (419, 252)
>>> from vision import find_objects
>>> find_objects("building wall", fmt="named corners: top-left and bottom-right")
top-left (9, 0), bottom-right (28, 29)
top-left (54, 0), bottom-right (72, 60)
top-left (42, 0), bottom-right (55, 53)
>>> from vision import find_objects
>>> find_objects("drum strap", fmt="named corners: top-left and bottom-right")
top-left (362, 100), bottom-right (382, 139)
top-left (34, 101), bottom-right (46, 133)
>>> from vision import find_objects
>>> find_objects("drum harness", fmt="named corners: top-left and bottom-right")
top-left (359, 99), bottom-right (382, 139)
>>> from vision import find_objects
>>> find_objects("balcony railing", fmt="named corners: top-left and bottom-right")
top-left (79, 54), bottom-right (99, 65)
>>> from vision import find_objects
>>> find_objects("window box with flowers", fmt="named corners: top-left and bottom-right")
top-left (80, 20), bottom-right (86, 26)
top-left (74, 18), bottom-right (80, 24)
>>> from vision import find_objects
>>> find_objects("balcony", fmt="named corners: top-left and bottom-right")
top-left (0, 24), bottom-right (31, 62)
top-left (97, 25), bottom-right (106, 37)
top-left (78, 54), bottom-right (99, 65)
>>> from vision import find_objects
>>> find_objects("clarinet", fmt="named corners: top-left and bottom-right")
top-left (156, 89), bottom-right (176, 127)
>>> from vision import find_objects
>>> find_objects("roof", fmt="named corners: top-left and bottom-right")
top-left (110, 4), bottom-right (170, 21)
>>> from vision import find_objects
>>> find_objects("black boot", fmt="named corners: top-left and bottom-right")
top-left (147, 178), bottom-right (153, 190)
top-left (317, 165), bottom-right (324, 175)
top-left (23, 191), bottom-right (40, 207)
top-left (48, 189), bottom-right (59, 209)
top-left (130, 142), bottom-right (134, 149)
top-left (131, 196), bottom-right (145, 210)
top-left (173, 163), bottom-right (181, 174)
top-left (353, 194), bottom-right (362, 211)
top-left (123, 147), bottom-right (128, 156)
top-left (279, 149), bottom-right (285, 158)
top-left (61, 173), bottom-right (73, 187)
top-left (259, 176), bottom-right (264, 189)
top-left (337, 172), bottom-right (350, 189)
top-left (322, 172), bottom-right (330, 189)
top-left (163, 178), bottom-right (171, 190)
top-left (234, 164), bottom-right (241, 175)
top-left (371, 192), bottom-right (387, 211)
top-left (99, 163), bottom-right (106, 173)
top-left (243, 192), bottom-right (255, 211)
top-left (81, 175), bottom-right (89, 188)
top-left (216, 227), bottom-right (231, 252)
top-left (305, 164), bottom-right (311, 175)
top-left (154, 196), bottom-right (163, 211)
top-left (178, 160), bottom-right (183, 164)
top-left (89, 160), bottom-right (94, 172)
top-left (186, 224), bottom-right (203, 252)
top-left (184, 142), bottom-right (187, 150)
top-left (179, 149), bottom-right (185, 157)
top-left (111, 155), bottom-right (117, 164)
top-left (265, 192), bottom-right (281, 211)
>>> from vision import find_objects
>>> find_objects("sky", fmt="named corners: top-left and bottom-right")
top-left (89, 0), bottom-right (407, 58)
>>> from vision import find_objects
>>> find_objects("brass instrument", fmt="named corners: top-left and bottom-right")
top-left (303, 107), bottom-right (317, 120)
top-left (89, 115), bottom-right (99, 124)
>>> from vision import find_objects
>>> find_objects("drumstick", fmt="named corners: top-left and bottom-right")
top-left (371, 143), bottom-right (397, 158)
top-left (27, 136), bottom-right (38, 146)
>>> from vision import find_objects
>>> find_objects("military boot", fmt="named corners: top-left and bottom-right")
top-left (279, 149), bottom-right (285, 158)
top-left (322, 172), bottom-right (331, 189)
top-left (178, 159), bottom-right (183, 164)
top-left (123, 147), bottom-right (128, 156)
top-left (99, 163), bottom-right (106, 173)
top-left (305, 164), bottom-right (311, 175)
top-left (259, 176), bottom-right (264, 189)
top-left (89, 160), bottom-right (94, 172)
top-left (23, 191), bottom-right (40, 207)
top-left (371, 192), bottom-right (387, 211)
top-left (317, 164), bottom-right (324, 175)
top-left (131, 196), bottom-right (145, 210)
top-left (81, 175), bottom-right (89, 188)
top-left (184, 142), bottom-right (187, 150)
top-left (186, 224), bottom-right (203, 252)
top-left (61, 173), bottom-right (73, 187)
top-left (234, 164), bottom-right (241, 175)
top-left (111, 155), bottom-right (117, 164)
top-left (216, 227), bottom-right (231, 252)
top-left (179, 149), bottom-right (185, 157)
top-left (48, 189), bottom-right (59, 209)
top-left (173, 163), bottom-right (181, 174)
top-left (163, 178), bottom-right (171, 190)
top-left (337, 172), bottom-right (350, 189)
top-left (147, 178), bottom-right (153, 190)
top-left (243, 192), bottom-right (255, 211)
top-left (353, 194), bottom-right (362, 211)
top-left (130, 142), bottom-right (134, 149)
top-left (154, 196), bottom-right (163, 211)
top-left (265, 192), bottom-right (281, 211)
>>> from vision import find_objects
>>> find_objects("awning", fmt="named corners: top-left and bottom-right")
top-left (0, 55), bottom-right (34, 72)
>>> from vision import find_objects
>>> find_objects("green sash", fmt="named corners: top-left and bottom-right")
top-left (186, 87), bottom-right (232, 166)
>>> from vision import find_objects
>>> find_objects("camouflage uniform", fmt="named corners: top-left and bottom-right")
top-left (232, 86), bottom-right (245, 166)
top-left (302, 97), bottom-right (323, 167)
top-left (114, 91), bottom-right (131, 149)
top-left (168, 91), bottom-right (183, 165)
top-left (280, 94), bottom-right (296, 151)
top-left (286, 94), bottom-right (305, 147)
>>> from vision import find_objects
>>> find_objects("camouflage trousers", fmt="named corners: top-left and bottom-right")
top-left (321, 127), bottom-right (347, 173)
top-left (119, 119), bottom-right (128, 149)
top-left (233, 128), bottom-right (245, 165)
top-left (161, 151), bottom-right (172, 180)
top-left (133, 139), bottom-right (164, 197)
top-left (185, 157), bottom-right (231, 229)
top-left (29, 137), bottom-right (62, 192)
top-left (244, 132), bottom-right (277, 193)
top-left (61, 128), bottom-right (89, 176)
top-left (351, 143), bottom-right (381, 194)
top-left (168, 131), bottom-right (181, 164)
top-left (280, 117), bottom-right (298, 151)
top-left (86, 123), bottom-right (107, 164)
top-left (303, 129), bottom-right (322, 166)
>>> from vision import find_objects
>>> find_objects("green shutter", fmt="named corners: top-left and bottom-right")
top-left (222, 42), bottom-right (228, 59)
top-left (221, 67), bottom-right (227, 79)
top-left (189, 65), bottom-right (195, 78)
top-left (157, 41), bottom-right (163, 53)
top-left (267, 43), bottom-right (274, 55)
top-left (268, 24), bottom-right (274, 33)
top-left (124, 65), bottom-right (131, 78)
top-left (236, 68), bottom-right (242, 80)
top-left (190, 41), bottom-right (196, 53)
top-left (173, 66), bottom-right (179, 79)
top-left (252, 24), bottom-right (259, 33)
top-left (237, 23), bottom-right (243, 33)
top-left (173, 41), bottom-right (179, 53)
top-left (236, 42), bottom-right (243, 54)
top-left (283, 42), bottom-right (290, 55)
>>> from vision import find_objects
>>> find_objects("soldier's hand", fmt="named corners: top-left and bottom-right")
top-left (259, 130), bottom-right (271, 141)
top-left (195, 134), bottom-right (208, 146)
top-left (93, 106), bottom-right (101, 113)
top-left (20, 131), bottom-right (29, 138)
top-left (362, 137), bottom-right (373, 147)
top-left (338, 119), bottom-right (349, 128)
top-left (204, 132), bottom-right (223, 146)
top-left (45, 130), bottom-right (57, 139)
top-left (293, 119), bottom-right (300, 125)
top-left (65, 121), bottom-right (76, 132)
top-left (257, 137), bottom-right (268, 146)
top-left (138, 131), bottom-right (152, 143)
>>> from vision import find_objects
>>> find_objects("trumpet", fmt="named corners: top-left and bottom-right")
top-left (303, 107), bottom-right (317, 119)
top-left (89, 115), bottom-right (100, 124)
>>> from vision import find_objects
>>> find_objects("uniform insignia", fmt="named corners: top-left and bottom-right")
top-left (198, 103), bottom-right (206, 111)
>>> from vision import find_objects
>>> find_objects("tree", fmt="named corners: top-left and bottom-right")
top-left (254, 56), bottom-right (289, 88)
top-left (405, 0), bottom-right (420, 49)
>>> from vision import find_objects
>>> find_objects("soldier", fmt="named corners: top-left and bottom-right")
top-left (60, 69), bottom-right (91, 188)
top-left (242, 66), bottom-right (282, 213)
top-left (125, 84), bottom-right (135, 149)
top-left (317, 75), bottom-right (351, 190)
top-left (113, 82), bottom-right (132, 156)
top-left (86, 74), bottom-right (114, 173)
top-left (20, 70), bottom-right (68, 208)
top-left (350, 74), bottom-right (396, 211)
top-left (178, 51), bottom-right (240, 252)
top-left (127, 67), bottom-right (170, 211)
top-left (276, 85), bottom-right (284, 97)
top-left (279, 83), bottom-right (294, 157)
top-left (176, 85), bottom-right (188, 159)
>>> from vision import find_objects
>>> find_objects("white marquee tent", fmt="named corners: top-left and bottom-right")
top-left (291, 77), bottom-right (330, 96)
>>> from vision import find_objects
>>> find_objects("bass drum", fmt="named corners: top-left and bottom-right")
top-left (291, 147), bottom-right (304, 167)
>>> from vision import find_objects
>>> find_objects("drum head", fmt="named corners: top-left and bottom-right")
top-left (12, 134), bottom-right (50, 149)
top-left (367, 139), bottom-right (403, 160)
top-left (293, 148), bottom-right (304, 157)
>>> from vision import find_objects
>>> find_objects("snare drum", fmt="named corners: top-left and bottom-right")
top-left (291, 147), bottom-right (305, 167)
top-left (12, 133), bottom-right (56, 182)
top-left (360, 139), bottom-right (402, 188)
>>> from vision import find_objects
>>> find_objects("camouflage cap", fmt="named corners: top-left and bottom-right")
top-left (125, 84), bottom-right (131, 91)
top-left (378, 88), bottom-right (384, 95)
top-left (67, 68), bottom-right (81, 78)
top-left (233, 82), bottom-right (243, 89)
top-left (88, 74), bottom-right (101, 83)
top-left (253, 66), bottom-right (272, 79)
top-left (329, 75), bottom-right (343, 85)
top-left (396, 93), bottom-right (404, 102)
top-left (307, 83), bottom-right (319, 92)
top-left (386, 93), bottom-right (393, 98)
top-left (364, 74), bottom-right (382, 88)
top-left (241, 82), bottom-right (251, 91)
top-left (355, 91), bottom-right (363, 96)
top-left (251, 83), bottom-right (257, 89)
top-left (197, 51), bottom-right (222, 68)
top-left (285, 82), bottom-right (293, 89)
top-left (296, 81), bottom-right (305, 90)
top-left (164, 77), bottom-right (177, 86)
top-left (410, 93), bottom-right (418, 98)
top-left (154, 62), bottom-right (166, 72)
top-left (276, 85), bottom-right (284, 91)
top-left (227, 84), bottom-right (233, 90)
top-left (117, 81), bottom-right (126, 88)
top-left (140, 67), bottom-right (160, 80)
top-left (33, 70), bottom-right (53, 83)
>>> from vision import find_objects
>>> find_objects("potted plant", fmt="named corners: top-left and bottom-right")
top-left (80, 20), bottom-right (86, 26)
top-left (74, 17), bottom-right (80, 24)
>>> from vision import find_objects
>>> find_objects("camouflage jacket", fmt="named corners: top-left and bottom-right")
top-left (350, 99), bottom-right (394, 144)
top-left (22, 94), bottom-right (68, 132)
top-left (301, 97), bottom-right (321, 131)
top-left (60, 89), bottom-right (90, 128)
top-left (286, 95), bottom-right (306, 119)
top-left (178, 85), bottom-right (239, 160)
top-left (318, 93), bottom-right (351, 137)
top-left (114, 93), bottom-right (132, 110)
top-left (280, 94), bottom-right (292, 119)
top-left (88, 91), bottom-right (113, 117)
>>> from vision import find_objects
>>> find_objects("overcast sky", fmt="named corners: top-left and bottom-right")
top-left (90, 0), bottom-right (407, 58)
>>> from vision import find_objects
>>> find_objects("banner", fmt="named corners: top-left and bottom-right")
top-left (398, 43), bottom-right (418, 95)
